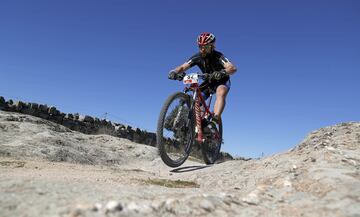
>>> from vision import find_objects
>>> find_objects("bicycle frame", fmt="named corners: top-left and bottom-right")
top-left (184, 83), bottom-right (213, 143)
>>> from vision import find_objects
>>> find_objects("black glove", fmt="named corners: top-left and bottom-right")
top-left (168, 70), bottom-right (177, 80)
top-left (168, 70), bottom-right (185, 81)
top-left (202, 73), bottom-right (211, 81)
top-left (177, 72), bottom-right (186, 81)
top-left (211, 70), bottom-right (227, 80)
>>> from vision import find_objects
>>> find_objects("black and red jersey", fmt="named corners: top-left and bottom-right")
top-left (186, 50), bottom-right (231, 83)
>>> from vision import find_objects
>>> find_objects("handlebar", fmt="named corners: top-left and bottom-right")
top-left (179, 72), bottom-right (209, 80)
top-left (198, 73), bottom-right (209, 80)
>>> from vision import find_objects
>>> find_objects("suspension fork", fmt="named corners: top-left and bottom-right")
top-left (172, 102), bottom-right (184, 129)
top-left (193, 90), bottom-right (204, 143)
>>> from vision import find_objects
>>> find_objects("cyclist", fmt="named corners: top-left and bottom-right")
top-left (168, 32), bottom-right (237, 126)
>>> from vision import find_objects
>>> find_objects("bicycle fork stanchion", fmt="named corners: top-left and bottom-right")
top-left (194, 91), bottom-right (204, 143)
top-left (173, 104), bottom-right (183, 129)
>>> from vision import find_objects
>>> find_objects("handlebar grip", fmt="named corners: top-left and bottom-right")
top-left (176, 72), bottom-right (186, 81)
top-left (200, 73), bottom-right (210, 80)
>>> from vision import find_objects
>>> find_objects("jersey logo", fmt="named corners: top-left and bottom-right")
top-left (221, 56), bottom-right (230, 64)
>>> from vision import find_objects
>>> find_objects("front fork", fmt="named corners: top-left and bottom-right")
top-left (193, 91), bottom-right (204, 143)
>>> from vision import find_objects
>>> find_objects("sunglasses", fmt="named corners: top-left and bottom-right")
top-left (199, 44), bottom-right (213, 49)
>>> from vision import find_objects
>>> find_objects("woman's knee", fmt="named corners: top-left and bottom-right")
top-left (216, 86), bottom-right (228, 97)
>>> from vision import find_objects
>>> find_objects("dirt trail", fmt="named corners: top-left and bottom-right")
top-left (1, 111), bottom-right (359, 216)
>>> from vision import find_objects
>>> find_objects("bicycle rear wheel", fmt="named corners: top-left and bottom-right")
top-left (202, 118), bottom-right (222, 164)
top-left (157, 92), bottom-right (195, 167)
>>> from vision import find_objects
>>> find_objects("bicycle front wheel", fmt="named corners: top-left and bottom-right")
top-left (157, 92), bottom-right (195, 167)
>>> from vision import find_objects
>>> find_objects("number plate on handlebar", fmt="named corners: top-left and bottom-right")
top-left (183, 73), bottom-right (199, 84)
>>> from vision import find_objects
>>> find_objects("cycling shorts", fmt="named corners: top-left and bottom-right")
top-left (200, 79), bottom-right (231, 100)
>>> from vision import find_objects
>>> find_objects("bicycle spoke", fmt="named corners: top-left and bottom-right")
top-left (157, 92), bottom-right (194, 167)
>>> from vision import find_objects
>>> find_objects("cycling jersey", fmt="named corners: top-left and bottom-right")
top-left (186, 50), bottom-right (232, 98)
top-left (187, 50), bottom-right (231, 82)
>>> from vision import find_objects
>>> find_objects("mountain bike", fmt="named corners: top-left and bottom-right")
top-left (157, 72), bottom-right (222, 167)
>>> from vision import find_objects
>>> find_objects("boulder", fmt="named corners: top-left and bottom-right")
top-left (30, 103), bottom-right (39, 110)
top-left (65, 113), bottom-right (74, 120)
top-left (94, 117), bottom-right (101, 124)
top-left (63, 119), bottom-right (77, 129)
top-left (48, 106), bottom-right (60, 116)
top-left (0, 96), bottom-right (6, 109)
top-left (83, 115), bottom-right (94, 123)
top-left (7, 99), bottom-right (13, 105)
top-left (39, 104), bottom-right (48, 112)
top-left (14, 101), bottom-right (26, 112)
top-left (38, 113), bottom-right (49, 120)
top-left (73, 113), bottom-right (80, 120)
top-left (78, 115), bottom-right (85, 122)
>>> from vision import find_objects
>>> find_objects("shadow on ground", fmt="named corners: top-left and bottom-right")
top-left (170, 165), bottom-right (211, 173)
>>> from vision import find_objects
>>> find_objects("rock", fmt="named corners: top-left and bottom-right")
top-left (73, 113), bottom-right (80, 120)
top-left (126, 201), bottom-right (140, 212)
top-left (7, 99), bottom-right (13, 105)
top-left (105, 201), bottom-right (123, 213)
top-left (125, 202), bottom-right (152, 214)
top-left (242, 185), bottom-right (269, 205)
top-left (38, 113), bottom-right (49, 120)
top-left (242, 192), bottom-right (259, 205)
top-left (83, 115), bottom-right (94, 123)
top-left (29, 103), bottom-right (39, 110)
top-left (69, 203), bottom-right (95, 217)
top-left (92, 203), bottom-right (102, 212)
top-left (22, 105), bottom-right (37, 116)
top-left (78, 115), bottom-right (85, 122)
top-left (325, 146), bottom-right (336, 151)
top-left (48, 106), bottom-right (59, 115)
top-left (39, 104), bottom-right (48, 112)
top-left (0, 97), bottom-right (6, 110)
top-left (65, 113), bottom-right (74, 120)
top-left (200, 198), bottom-right (214, 211)
top-left (151, 200), bottom-right (165, 211)
top-left (125, 125), bottom-right (132, 131)
top-left (283, 179), bottom-right (292, 187)
top-left (94, 117), bottom-right (100, 124)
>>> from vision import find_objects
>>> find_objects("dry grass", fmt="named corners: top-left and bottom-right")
top-left (0, 160), bottom-right (26, 168)
top-left (139, 178), bottom-right (200, 188)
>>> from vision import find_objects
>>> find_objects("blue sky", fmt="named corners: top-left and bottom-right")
top-left (1, 0), bottom-right (359, 158)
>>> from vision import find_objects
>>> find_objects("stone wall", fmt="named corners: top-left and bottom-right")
top-left (0, 96), bottom-right (156, 147)
top-left (0, 96), bottom-right (233, 161)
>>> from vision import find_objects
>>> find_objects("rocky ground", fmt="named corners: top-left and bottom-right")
top-left (0, 110), bottom-right (359, 217)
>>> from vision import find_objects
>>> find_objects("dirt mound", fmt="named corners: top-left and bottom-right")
top-left (0, 111), bottom-right (158, 166)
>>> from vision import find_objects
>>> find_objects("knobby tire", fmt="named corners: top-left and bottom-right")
top-left (157, 92), bottom-right (194, 167)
